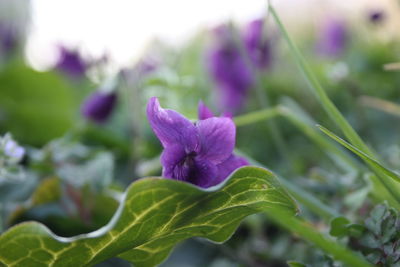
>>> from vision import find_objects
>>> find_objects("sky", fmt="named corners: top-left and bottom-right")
top-left (26, 0), bottom-right (391, 70)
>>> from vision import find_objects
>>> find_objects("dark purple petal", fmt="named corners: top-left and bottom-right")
top-left (190, 159), bottom-right (218, 188)
top-left (161, 144), bottom-right (188, 180)
top-left (316, 18), bottom-right (347, 58)
top-left (214, 154), bottom-right (249, 186)
top-left (161, 145), bottom-right (217, 188)
top-left (198, 101), bottom-right (215, 120)
top-left (243, 19), bottom-right (272, 69)
top-left (146, 97), bottom-right (198, 151)
top-left (196, 117), bottom-right (235, 164)
top-left (81, 91), bottom-right (117, 123)
top-left (56, 46), bottom-right (87, 79)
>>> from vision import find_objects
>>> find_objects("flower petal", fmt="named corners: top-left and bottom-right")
top-left (147, 97), bottom-right (198, 150)
top-left (161, 145), bottom-right (188, 181)
top-left (214, 154), bottom-right (249, 185)
top-left (198, 101), bottom-right (215, 120)
top-left (190, 159), bottom-right (218, 188)
top-left (161, 146), bottom-right (217, 188)
top-left (196, 117), bottom-right (235, 164)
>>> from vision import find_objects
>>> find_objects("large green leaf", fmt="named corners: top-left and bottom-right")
top-left (0, 166), bottom-right (297, 267)
top-left (0, 61), bottom-right (78, 146)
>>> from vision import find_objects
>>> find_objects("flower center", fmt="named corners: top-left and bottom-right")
top-left (182, 151), bottom-right (197, 168)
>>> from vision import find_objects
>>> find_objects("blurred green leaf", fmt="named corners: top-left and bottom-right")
top-left (0, 61), bottom-right (78, 146)
top-left (330, 217), bottom-right (350, 238)
top-left (287, 260), bottom-right (307, 267)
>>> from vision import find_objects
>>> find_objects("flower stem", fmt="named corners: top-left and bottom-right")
top-left (234, 105), bottom-right (361, 171)
top-left (229, 22), bottom-right (291, 169)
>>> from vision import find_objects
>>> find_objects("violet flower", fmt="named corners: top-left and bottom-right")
top-left (368, 10), bottom-right (385, 24)
top-left (243, 19), bottom-right (272, 69)
top-left (147, 97), bottom-right (248, 188)
top-left (0, 23), bottom-right (17, 55)
top-left (207, 25), bottom-right (254, 114)
top-left (316, 18), bottom-right (347, 58)
top-left (81, 91), bottom-right (117, 124)
top-left (56, 46), bottom-right (87, 79)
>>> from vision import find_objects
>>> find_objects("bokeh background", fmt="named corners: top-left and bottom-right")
top-left (1, 0), bottom-right (400, 266)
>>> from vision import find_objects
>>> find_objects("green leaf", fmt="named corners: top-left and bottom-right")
top-left (0, 166), bottom-right (298, 267)
top-left (330, 217), bottom-right (350, 237)
top-left (0, 61), bottom-right (78, 146)
top-left (287, 261), bottom-right (307, 267)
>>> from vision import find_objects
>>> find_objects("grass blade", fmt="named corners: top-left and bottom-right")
top-left (269, 4), bottom-right (400, 205)
top-left (318, 125), bottom-right (400, 184)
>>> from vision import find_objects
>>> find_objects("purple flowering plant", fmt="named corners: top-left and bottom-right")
top-left (243, 18), bottom-right (273, 69)
top-left (81, 91), bottom-right (117, 124)
top-left (316, 17), bottom-right (347, 58)
top-left (207, 25), bottom-right (254, 114)
top-left (147, 97), bottom-right (248, 188)
top-left (56, 46), bottom-right (88, 79)
top-left (2, 3), bottom-right (400, 267)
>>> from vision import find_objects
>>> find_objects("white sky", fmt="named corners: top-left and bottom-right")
top-left (26, 0), bottom-right (391, 70)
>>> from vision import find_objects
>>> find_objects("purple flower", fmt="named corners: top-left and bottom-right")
top-left (81, 91), bottom-right (117, 124)
top-left (0, 23), bottom-right (17, 55)
top-left (316, 18), bottom-right (347, 58)
top-left (207, 25), bottom-right (254, 113)
top-left (147, 97), bottom-right (248, 188)
top-left (56, 46), bottom-right (87, 79)
top-left (243, 19), bottom-right (272, 69)
top-left (368, 10), bottom-right (385, 24)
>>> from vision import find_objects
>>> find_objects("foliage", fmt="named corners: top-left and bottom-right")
top-left (0, 167), bottom-right (297, 267)
top-left (1, 1), bottom-right (400, 266)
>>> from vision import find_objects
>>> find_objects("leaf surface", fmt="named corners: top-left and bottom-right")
top-left (0, 166), bottom-right (297, 267)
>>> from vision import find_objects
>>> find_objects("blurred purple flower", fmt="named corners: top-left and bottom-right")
top-left (316, 18), bottom-right (347, 58)
top-left (81, 91), bottom-right (117, 124)
top-left (56, 46), bottom-right (87, 79)
top-left (243, 19), bottom-right (272, 69)
top-left (368, 10), bottom-right (385, 24)
top-left (147, 97), bottom-right (248, 188)
top-left (135, 58), bottom-right (158, 75)
top-left (0, 23), bottom-right (17, 55)
top-left (207, 25), bottom-right (254, 114)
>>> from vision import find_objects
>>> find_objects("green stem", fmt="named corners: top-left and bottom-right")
top-left (234, 106), bottom-right (361, 171)
top-left (230, 22), bottom-right (290, 166)
top-left (265, 211), bottom-right (373, 267)
top-left (234, 106), bottom-right (281, 126)
top-left (269, 4), bottom-right (400, 205)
